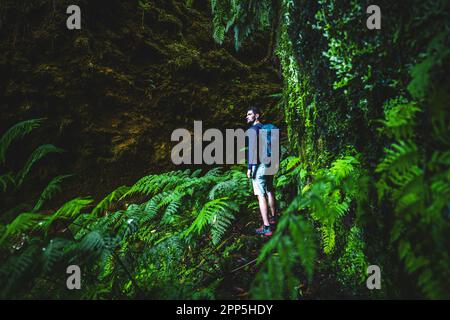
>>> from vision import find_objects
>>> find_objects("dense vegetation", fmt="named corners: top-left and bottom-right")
top-left (0, 0), bottom-right (449, 299)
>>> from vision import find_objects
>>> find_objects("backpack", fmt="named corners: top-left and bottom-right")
top-left (260, 123), bottom-right (279, 159)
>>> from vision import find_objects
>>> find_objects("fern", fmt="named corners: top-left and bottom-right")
top-left (211, 0), bottom-right (273, 50)
top-left (46, 197), bottom-right (93, 227)
top-left (0, 212), bottom-right (49, 245)
top-left (210, 200), bottom-right (238, 245)
top-left (0, 172), bottom-right (15, 192)
top-left (252, 212), bottom-right (316, 299)
top-left (42, 238), bottom-right (73, 273)
top-left (15, 144), bottom-right (65, 187)
top-left (329, 155), bottom-right (358, 181)
top-left (122, 170), bottom-right (190, 198)
top-left (0, 118), bottom-right (45, 164)
top-left (160, 195), bottom-right (182, 226)
top-left (208, 179), bottom-right (238, 200)
top-left (379, 98), bottom-right (421, 140)
top-left (376, 140), bottom-right (419, 178)
top-left (92, 185), bottom-right (129, 217)
top-left (141, 191), bottom-right (172, 222)
top-left (283, 156), bottom-right (302, 172)
top-left (287, 214), bottom-right (316, 281)
top-left (251, 255), bottom-right (285, 299)
top-left (32, 174), bottom-right (73, 212)
top-left (78, 230), bottom-right (113, 261)
top-left (374, 59), bottom-right (450, 298)
top-left (0, 119), bottom-right (70, 248)
top-left (186, 197), bottom-right (235, 236)
top-left (0, 245), bottom-right (38, 298)
top-left (321, 223), bottom-right (336, 255)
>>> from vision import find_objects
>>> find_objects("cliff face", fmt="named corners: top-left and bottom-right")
top-left (0, 0), bottom-right (282, 200)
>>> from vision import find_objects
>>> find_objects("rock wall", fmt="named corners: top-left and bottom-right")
top-left (0, 0), bottom-right (282, 201)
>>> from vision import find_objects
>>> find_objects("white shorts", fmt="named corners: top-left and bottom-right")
top-left (251, 164), bottom-right (274, 196)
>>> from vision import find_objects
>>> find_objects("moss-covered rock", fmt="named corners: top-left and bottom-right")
top-left (0, 0), bottom-right (282, 202)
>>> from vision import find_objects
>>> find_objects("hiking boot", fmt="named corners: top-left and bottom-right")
top-left (255, 225), bottom-right (273, 236)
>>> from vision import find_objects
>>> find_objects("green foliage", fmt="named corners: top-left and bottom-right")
top-left (376, 97), bottom-right (450, 298)
top-left (407, 32), bottom-right (450, 100)
top-left (91, 185), bottom-right (129, 217)
top-left (336, 226), bottom-right (368, 289)
top-left (0, 167), bottom-right (255, 298)
top-left (33, 174), bottom-right (73, 212)
top-left (0, 212), bottom-right (47, 245)
top-left (0, 173), bottom-right (15, 192)
top-left (297, 155), bottom-right (367, 255)
top-left (15, 144), bottom-right (65, 188)
top-left (376, 140), bottom-right (419, 179)
top-left (47, 198), bottom-right (93, 226)
top-left (251, 213), bottom-right (316, 299)
top-left (186, 197), bottom-right (238, 245)
top-left (0, 118), bottom-right (45, 164)
top-left (0, 118), bottom-right (71, 233)
top-left (211, 0), bottom-right (272, 50)
top-left (0, 244), bottom-right (38, 297)
top-left (379, 97), bottom-right (421, 140)
top-left (1, 0), bottom-right (449, 300)
top-left (269, 0), bottom-right (450, 299)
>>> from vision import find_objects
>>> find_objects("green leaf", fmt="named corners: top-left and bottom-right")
top-left (15, 144), bottom-right (65, 187)
top-left (0, 118), bottom-right (45, 164)
top-left (33, 174), bottom-right (73, 212)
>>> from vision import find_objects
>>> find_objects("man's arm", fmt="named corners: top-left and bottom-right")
top-left (247, 126), bottom-right (258, 178)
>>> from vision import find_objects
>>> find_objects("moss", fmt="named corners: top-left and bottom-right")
top-left (166, 42), bottom-right (201, 72)
top-left (0, 0), bottom-right (281, 203)
top-left (157, 10), bottom-right (183, 34)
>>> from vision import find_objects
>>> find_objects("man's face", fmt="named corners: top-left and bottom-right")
top-left (246, 110), bottom-right (258, 124)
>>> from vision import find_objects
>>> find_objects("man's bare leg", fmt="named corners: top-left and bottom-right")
top-left (267, 191), bottom-right (277, 217)
top-left (257, 195), bottom-right (270, 226)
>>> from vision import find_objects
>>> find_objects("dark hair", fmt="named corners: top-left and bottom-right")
top-left (248, 107), bottom-right (261, 117)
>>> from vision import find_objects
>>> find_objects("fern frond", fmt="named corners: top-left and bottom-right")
top-left (47, 197), bottom-right (93, 227)
top-left (329, 155), bottom-right (358, 181)
top-left (79, 230), bottom-right (109, 254)
top-left (0, 173), bottom-right (15, 192)
top-left (281, 156), bottom-right (302, 172)
top-left (204, 166), bottom-right (223, 177)
top-left (186, 197), bottom-right (237, 239)
top-left (15, 144), bottom-right (65, 187)
top-left (210, 201), bottom-right (238, 245)
top-left (429, 150), bottom-right (450, 169)
top-left (0, 245), bottom-right (38, 297)
top-left (161, 196), bottom-right (182, 226)
top-left (191, 168), bottom-right (203, 177)
top-left (321, 222), bottom-right (335, 254)
top-left (252, 214), bottom-right (316, 299)
top-left (42, 238), bottom-right (73, 273)
top-left (208, 179), bottom-right (238, 200)
top-left (141, 192), bottom-right (171, 223)
top-left (288, 215), bottom-right (316, 281)
top-left (251, 255), bottom-right (285, 299)
top-left (211, 0), bottom-right (272, 50)
top-left (122, 170), bottom-right (189, 199)
top-left (33, 174), bottom-right (73, 212)
top-left (0, 118), bottom-right (45, 164)
top-left (92, 185), bottom-right (129, 217)
top-left (0, 213), bottom-right (49, 244)
top-left (376, 140), bottom-right (419, 177)
top-left (379, 98), bottom-right (421, 140)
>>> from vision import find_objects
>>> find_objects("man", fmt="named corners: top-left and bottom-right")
top-left (246, 107), bottom-right (278, 236)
